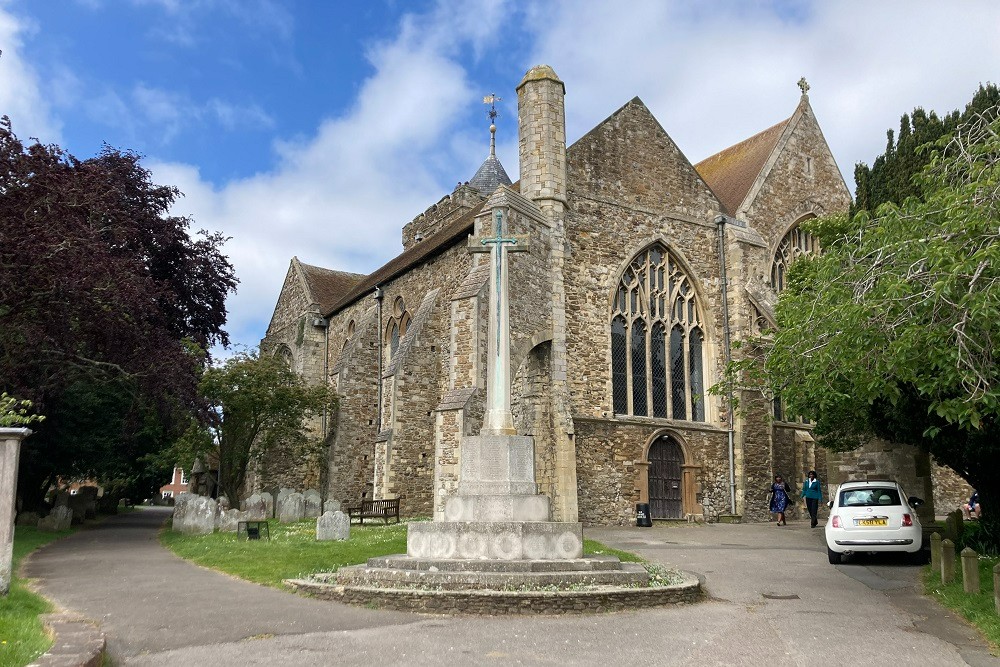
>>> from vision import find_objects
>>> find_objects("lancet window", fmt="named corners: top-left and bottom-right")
top-left (611, 243), bottom-right (705, 422)
top-left (386, 297), bottom-right (410, 360)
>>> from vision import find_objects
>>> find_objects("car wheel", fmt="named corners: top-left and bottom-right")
top-left (827, 547), bottom-right (842, 564)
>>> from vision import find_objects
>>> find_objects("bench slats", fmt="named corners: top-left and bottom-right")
top-left (346, 498), bottom-right (400, 525)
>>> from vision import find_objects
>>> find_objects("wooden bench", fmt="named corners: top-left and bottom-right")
top-left (346, 498), bottom-right (400, 525)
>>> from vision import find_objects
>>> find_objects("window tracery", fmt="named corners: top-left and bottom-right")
top-left (611, 244), bottom-right (705, 421)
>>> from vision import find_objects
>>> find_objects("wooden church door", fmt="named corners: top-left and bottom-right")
top-left (648, 435), bottom-right (684, 519)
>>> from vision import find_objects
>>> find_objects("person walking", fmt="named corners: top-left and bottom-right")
top-left (768, 474), bottom-right (792, 526)
top-left (800, 470), bottom-right (822, 528)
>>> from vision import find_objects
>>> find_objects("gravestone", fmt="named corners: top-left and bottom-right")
top-left (243, 494), bottom-right (267, 521)
top-left (276, 487), bottom-right (294, 510)
top-left (38, 505), bottom-right (73, 532)
top-left (278, 492), bottom-right (305, 523)
top-left (323, 500), bottom-right (341, 515)
top-left (218, 508), bottom-right (242, 533)
top-left (316, 511), bottom-right (349, 541)
top-left (304, 490), bottom-right (322, 518)
top-left (76, 486), bottom-right (99, 519)
top-left (53, 491), bottom-right (70, 508)
top-left (181, 496), bottom-right (217, 536)
top-left (67, 495), bottom-right (90, 524)
top-left (172, 493), bottom-right (193, 531)
top-left (16, 511), bottom-right (40, 527)
top-left (260, 491), bottom-right (274, 519)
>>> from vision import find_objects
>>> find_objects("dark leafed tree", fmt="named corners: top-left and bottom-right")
top-left (853, 83), bottom-right (999, 214)
top-left (0, 117), bottom-right (238, 506)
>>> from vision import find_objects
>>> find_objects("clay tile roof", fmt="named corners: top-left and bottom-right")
top-left (694, 116), bottom-right (791, 215)
top-left (298, 262), bottom-right (365, 313)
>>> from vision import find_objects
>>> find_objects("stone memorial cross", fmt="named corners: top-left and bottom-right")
top-left (471, 208), bottom-right (528, 435)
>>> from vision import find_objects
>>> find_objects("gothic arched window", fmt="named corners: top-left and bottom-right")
top-left (770, 221), bottom-right (819, 293)
top-left (385, 297), bottom-right (410, 360)
top-left (611, 244), bottom-right (705, 421)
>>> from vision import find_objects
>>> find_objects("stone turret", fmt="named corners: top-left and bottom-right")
top-left (516, 65), bottom-right (567, 212)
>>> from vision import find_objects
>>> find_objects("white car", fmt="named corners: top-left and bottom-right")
top-left (825, 479), bottom-right (925, 564)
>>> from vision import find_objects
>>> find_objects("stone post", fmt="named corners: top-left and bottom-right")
top-left (993, 564), bottom-right (1000, 614)
top-left (940, 538), bottom-right (955, 585)
top-left (961, 547), bottom-right (980, 594)
top-left (0, 427), bottom-right (32, 596)
top-left (930, 532), bottom-right (942, 573)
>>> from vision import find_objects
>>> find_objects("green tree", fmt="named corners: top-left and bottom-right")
top-left (178, 350), bottom-right (334, 505)
top-left (767, 104), bottom-right (1000, 549)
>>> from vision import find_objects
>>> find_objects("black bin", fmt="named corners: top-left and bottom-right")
top-left (636, 503), bottom-right (652, 527)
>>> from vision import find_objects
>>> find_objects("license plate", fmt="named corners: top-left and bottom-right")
top-left (855, 518), bottom-right (888, 527)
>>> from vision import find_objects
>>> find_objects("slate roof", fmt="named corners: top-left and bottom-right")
top-left (693, 117), bottom-right (791, 216)
top-left (297, 261), bottom-right (365, 313)
top-left (468, 154), bottom-right (512, 197)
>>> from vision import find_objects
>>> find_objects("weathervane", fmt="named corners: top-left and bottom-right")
top-left (483, 93), bottom-right (501, 157)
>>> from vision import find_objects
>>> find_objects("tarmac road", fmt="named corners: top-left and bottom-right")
top-left (23, 508), bottom-right (999, 666)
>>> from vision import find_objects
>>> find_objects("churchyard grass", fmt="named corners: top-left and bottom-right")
top-left (0, 525), bottom-right (75, 666)
top-left (161, 519), bottom-right (644, 588)
top-left (924, 555), bottom-right (1000, 651)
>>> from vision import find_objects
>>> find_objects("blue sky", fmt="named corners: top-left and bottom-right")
top-left (2, 0), bottom-right (999, 354)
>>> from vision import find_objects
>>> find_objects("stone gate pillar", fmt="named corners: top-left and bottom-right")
top-left (1, 427), bottom-right (32, 595)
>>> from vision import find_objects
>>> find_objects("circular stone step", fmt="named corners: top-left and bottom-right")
top-left (333, 562), bottom-right (650, 590)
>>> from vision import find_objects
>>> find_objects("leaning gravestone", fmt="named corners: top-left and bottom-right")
top-left (278, 492), bottom-right (305, 523)
top-left (218, 508), bottom-right (242, 533)
top-left (38, 505), bottom-right (73, 532)
top-left (304, 490), bottom-right (322, 518)
top-left (243, 494), bottom-right (267, 521)
top-left (260, 491), bottom-right (274, 519)
top-left (323, 500), bottom-right (341, 515)
top-left (316, 511), bottom-right (350, 541)
top-left (181, 496), bottom-right (217, 536)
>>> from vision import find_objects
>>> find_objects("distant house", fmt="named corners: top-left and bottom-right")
top-left (159, 467), bottom-right (189, 499)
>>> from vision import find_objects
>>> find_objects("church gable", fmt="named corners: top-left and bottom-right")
top-left (737, 94), bottom-right (851, 239)
top-left (566, 97), bottom-right (720, 216)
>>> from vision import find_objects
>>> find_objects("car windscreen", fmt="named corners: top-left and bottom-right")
top-left (838, 487), bottom-right (901, 507)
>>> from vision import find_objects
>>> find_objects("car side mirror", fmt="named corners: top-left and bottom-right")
top-left (908, 496), bottom-right (923, 507)
top-left (826, 501), bottom-right (834, 508)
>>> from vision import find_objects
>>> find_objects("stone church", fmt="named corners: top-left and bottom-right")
top-left (258, 65), bottom-right (969, 525)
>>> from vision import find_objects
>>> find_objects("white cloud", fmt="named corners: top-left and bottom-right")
top-left (521, 1), bottom-right (1000, 183)
top-left (151, 0), bottom-right (512, 353)
top-left (0, 6), bottom-right (62, 143)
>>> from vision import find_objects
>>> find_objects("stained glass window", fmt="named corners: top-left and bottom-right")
top-left (610, 243), bottom-right (705, 422)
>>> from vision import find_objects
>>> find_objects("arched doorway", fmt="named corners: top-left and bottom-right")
top-left (648, 435), bottom-right (684, 519)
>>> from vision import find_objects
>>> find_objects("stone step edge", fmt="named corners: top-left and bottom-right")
top-left (331, 566), bottom-right (650, 590)
top-left (285, 570), bottom-right (703, 614)
top-left (28, 612), bottom-right (106, 667)
top-left (366, 554), bottom-right (627, 572)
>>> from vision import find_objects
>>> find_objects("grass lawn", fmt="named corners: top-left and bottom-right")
top-left (0, 525), bottom-right (75, 667)
top-left (924, 555), bottom-right (1000, 652)
top-left (161, 519), bottom-right (644, 588)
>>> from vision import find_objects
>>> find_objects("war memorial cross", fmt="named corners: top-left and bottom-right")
top-left (470, 208), bottom-right (528, 435)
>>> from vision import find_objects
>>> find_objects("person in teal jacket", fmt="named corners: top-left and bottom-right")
top-left (800, 470), bottom-right (822, 528)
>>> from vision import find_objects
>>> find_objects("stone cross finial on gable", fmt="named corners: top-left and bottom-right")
top-left (797, 77), bottom-right (810, 96)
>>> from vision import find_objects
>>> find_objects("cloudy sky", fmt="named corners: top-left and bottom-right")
top-left (2, 0), bottom-right (998, 354)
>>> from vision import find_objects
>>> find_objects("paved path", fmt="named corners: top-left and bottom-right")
top-left (24, 508), bottom-right (999, 666)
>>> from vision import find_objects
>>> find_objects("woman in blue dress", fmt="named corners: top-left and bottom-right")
top-left (768, 474), bottom-right (792, 526)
